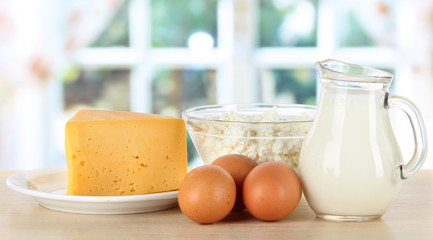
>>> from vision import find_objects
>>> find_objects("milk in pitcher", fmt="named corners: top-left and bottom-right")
top-left (299, 59), bottom-right (427, 222)
top-left (299, 85), bottom-right (403, 219)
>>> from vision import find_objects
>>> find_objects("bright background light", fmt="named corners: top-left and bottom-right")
top-left (187, 32), bottom-right (215, 54)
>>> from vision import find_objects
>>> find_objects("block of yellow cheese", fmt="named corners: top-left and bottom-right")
top-left (65, 109), bottom-right (187, 196)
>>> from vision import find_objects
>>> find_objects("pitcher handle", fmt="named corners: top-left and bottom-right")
top-left (385, 93), bottom-right (428, 179)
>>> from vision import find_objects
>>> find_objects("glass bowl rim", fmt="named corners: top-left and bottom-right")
top-left (182, 103), bottom-right (317, 125)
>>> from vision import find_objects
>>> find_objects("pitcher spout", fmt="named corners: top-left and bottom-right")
top-left (315, 59), bottom-right (393, 84)
top-left (315, 60), bottom-right (325, 79)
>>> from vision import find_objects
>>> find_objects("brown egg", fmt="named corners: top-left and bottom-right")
top-left (178, 165), bottom-right (236, 224)
top-left (243, 161), bottom-right (302, 221)
top-left (212, 154), bottom-right (258, 211)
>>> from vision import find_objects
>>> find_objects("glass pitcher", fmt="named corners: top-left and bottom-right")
top-left (298, 59), bottom-right (428, 222)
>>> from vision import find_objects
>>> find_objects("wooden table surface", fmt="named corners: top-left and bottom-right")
top-left (1, 170), bottom-right (433, 240)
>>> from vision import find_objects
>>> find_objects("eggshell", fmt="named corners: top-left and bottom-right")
top-left (178, 165), bottom-right (236, 224)
top-left (243, 161), bottom-right (302, 221)
top-left (212, 154), bottom-right (258, 211)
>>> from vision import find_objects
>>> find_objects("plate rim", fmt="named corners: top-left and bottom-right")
top-left (6, 166), bottom-right (179, 203)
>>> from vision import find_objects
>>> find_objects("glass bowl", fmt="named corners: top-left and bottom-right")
top-left (182, 103), bottom-right (317, 169)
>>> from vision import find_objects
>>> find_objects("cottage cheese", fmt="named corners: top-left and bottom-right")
top-left (190, 107), bottom-right (311, 169)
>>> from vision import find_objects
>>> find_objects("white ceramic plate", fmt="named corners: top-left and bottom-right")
top-left (6, 166), bottom-right (179, 214)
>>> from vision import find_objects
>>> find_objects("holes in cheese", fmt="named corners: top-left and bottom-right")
top-left (65, 109), bottom-right (188, 196)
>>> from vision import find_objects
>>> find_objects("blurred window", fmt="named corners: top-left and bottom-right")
top-left (336, 0), bottom-right (395, 47)
top-left (151, 0), bottom-right (218, 47)
top-left (152, 68), bottom-right (216, 116)
top-left (90, 2), bottom-right (130, 47)
top-left (63, 68), bottom-right (130, 112)
top-left (260, 68), bottom-right (317, 105)
top-left (58, 0), bottom-right (398, 167)
top-left (259, 0), bottom-right (318, 47)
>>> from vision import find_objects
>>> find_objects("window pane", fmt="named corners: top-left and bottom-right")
top-left (260, 68), bottom-right (316, 105)
top-left (63, 68), bottom-right (130, 112)
top-left (90, 1), bottom-right (129, 47)
top-left (259, 0), bottom-right (317, 47)
top-left (152, 68), bottom-right (216, 166)
top-left (151, 0), bottom-right (218, 48)
top-left (152, 68), bottom-right (216, 116)
top-left (337, 0), bottom-right (395, 47)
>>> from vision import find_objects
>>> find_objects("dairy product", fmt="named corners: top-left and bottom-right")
top-left (299, 87), bottom-right (403, 217)
top-left (65, 109), bottom-right (188, 196)
top-left (190, 107), bottom-right (311, 169)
